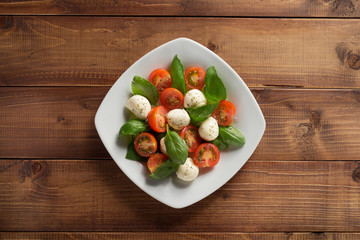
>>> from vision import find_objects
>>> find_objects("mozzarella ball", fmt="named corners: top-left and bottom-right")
top-left (125, 95), bottom-right (151, 120)
top-left (176, 158), bottom-right (199, 181)
top-left (160, 137), bottom-right (167, 155)
top-left (167, 109), bottom-right (190, 130)
top-left (199, 116), bottom-right (219, 141)
top-left (184, 89), bottom-right (207, 108)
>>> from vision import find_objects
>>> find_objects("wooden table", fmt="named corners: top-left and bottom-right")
top-left (1, 1), bottom-right (360, 239)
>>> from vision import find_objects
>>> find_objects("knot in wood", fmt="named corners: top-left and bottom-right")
top-left (347, 51), bottom-right (360, 70)
top-left (352, 167), bottom-right (360, 183)
top-left (336, 38), bottom-right (360, 70)
top-left (207, 41), bottom-right (218, 52)
top-left (0, 16), bottom-right (14, 29)
top-left (31, 162), bottom-right (42, 175)
top-left (81, 102), bottom-right (89, 109)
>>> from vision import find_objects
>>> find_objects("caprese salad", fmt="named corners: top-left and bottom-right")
top-left (119, 55), bottom-right (245, 181)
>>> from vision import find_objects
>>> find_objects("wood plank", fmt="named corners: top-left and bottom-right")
top-left (1, 16), bottom-right (360, 88)
top-left (0, 87), bottom-right (109, 159)
top-left (252, 88), bottom-right (360, 161)
top-left (1, 159), bottom-right (360, 231)
top-left (1, 232), bottom-right (360, 240)
top-left (0, 0), bottom-right (359, 17)
top-left (1, 87), bottom-right (359, 160)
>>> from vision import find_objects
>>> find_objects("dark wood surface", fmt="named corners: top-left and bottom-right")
top-left (1, 17), bottom-right (360, 88)
top-left (1, 1), bottom-right (360, 239)
top-left (0, 0), bottom-right (359, 17)
top-left (2, 232), bottom-right (360, 240)
top-left (1, 88), bottom-right (359, 160)
top-left (1, 159), bottom-right (360, 231)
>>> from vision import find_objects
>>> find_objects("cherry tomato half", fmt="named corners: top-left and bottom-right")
top-left (134, 132), bottom-right (157, 157)
top-left (147, 106), bottom-right (168, 133)
top-left (148, 69), bottom-right (172, 93)
top-left (159, 87), bottom-right (184, 110)
top-left (184, 66), bottom-right (205, 90)
top-left (211, 100), bottom-right (236, 126)
top-left (180, 125), bottom-right (202, 152)
top-left (193, 143), bottom-right (220, 168)
top-left (147, 153), bottom-right (168, 173)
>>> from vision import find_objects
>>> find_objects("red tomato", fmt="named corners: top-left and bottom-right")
top-left (193, 143), bottom-right (220, 167)
top-left (212, 100), bottom-right (236, 126)
top-left (134, 132), bottom-right (157, 157)
top-left (159, 87), bottom-right (184, 110)
top-left (147, 153), bottom-right (168, 173)
top-left (147, 106), bottom-right (168, 132)
top-left (184, 66), bottom-right (205, 90)
top-left (148, 69), bottom-right (172, 93)
top-left (180, 125), bottom-right (202, 152)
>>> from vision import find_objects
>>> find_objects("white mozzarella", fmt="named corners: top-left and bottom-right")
top-left (176, 158), bottom-right (199, 181)
top-left (167, 109), bottom-right (190, 130)
top-left (184, 89), bottom-right (207, 108)
top-left (160, 137), bottom-right (167, 155)
top-left (125, 95), bottom-right (151, 120)
top-left (199, 116), bottom-right (219, 141)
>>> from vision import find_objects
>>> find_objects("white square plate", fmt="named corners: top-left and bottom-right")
top-left (95, 38), bottom-right (266, 208)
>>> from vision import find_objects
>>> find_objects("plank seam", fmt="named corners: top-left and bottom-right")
top-left (1, 14), bottom-right (360, 19)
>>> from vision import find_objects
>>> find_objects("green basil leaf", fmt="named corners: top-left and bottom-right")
top-left (131, 76), bottom-right (159, 105)
top-left (218, 126), bottom-right (246, 147)
top-left (186, 102), bottom-right (219, 122)
top-left (125, 140), bottom-right (147, 161)
top-left (203, 66), bottom-right (227, 103)
top-left (212, 137), bottom-right (229, 151)
top-left (165, 125), bottom-right (188, 165)
top-left (190, 119), bottom-right (202, 127)
top-left (119, 119), bottom-right (149, 136)
top-left (149, 160), bottom-right (179, 180)
top-left (170, 55), bottom-right (186, 94)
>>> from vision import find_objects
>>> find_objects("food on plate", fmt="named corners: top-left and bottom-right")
top-left (180, 125), bottom-right (202, 152)
top-left (159, 137), bottom-right (167, 155)
top-left (160, 87), bottom-right (184, 110)
top-left (184, 66), bottom-right (206, 90)
top-left (125, 95), bottom-right (151, 120)
top-left (167, 109), bottom-right (191, 130)
top-left (147, 153), bottom-right (168, 173)
top-left (199, 116), bottom-right (219, 141)
top-left (147, 106), bottom-right (168, 133)
top-left (176, 158), bottom-right (199, 181)
top-left (184, 89), bottom-right (207, 108)
top-left (212, 100), bottom-right (236, 126)
top-left (193, 143), bottom-right (220, 167)
top-left (148, 69), bottom-right (172, 93)
top-left (134, 132), bottom-right (157, 157)
top-left (119, 55), bottom-right (246, 182)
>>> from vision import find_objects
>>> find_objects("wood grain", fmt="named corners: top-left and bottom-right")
top-left (1, 159), bottom-right (360, 231)
top-left (1, 232), bottom-right (360, 240)
top-left (0, 87), bottom-right (109, 159)
top-left (252, 88), bottom-right (360, 161)
top-left (1, 16), bottom-right (360, 88)
top-left (1, 87), bottom-right (359, 160)
top-left (0, 0), bottom-right (359, 17)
